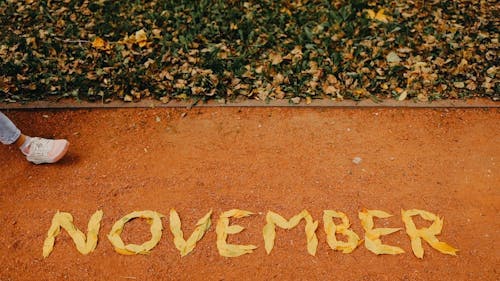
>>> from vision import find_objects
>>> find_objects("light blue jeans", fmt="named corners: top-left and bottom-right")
top-left (0, 112), bottom-right (21, 145)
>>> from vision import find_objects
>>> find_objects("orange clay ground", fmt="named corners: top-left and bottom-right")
top-left (0, 107), bottom-right (498, 280)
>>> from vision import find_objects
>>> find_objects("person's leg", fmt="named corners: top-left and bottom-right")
top-left (0, 111), bottom-right (22, 145)
top-left (0, 111), bottom-right (69, 164)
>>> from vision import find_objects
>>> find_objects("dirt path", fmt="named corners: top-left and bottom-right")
top-left (0, 108), bottom-right (498, 280)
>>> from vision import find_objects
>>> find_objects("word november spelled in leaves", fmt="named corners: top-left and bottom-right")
top-left (42, 208), bottom-right (458, 259)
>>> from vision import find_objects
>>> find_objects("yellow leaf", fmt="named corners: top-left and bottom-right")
top-left (217, 243), bottom-right (258, 258)
top-left (135, 29), bottom-right (148, 48)
top-left (432, 241), bottom-right (458, 255)
top-left (280, 7), bottom-right (292, 16)
top-left (169, 209), bottom-right (185, 250)
top-left (401, 209), bottom-right (458, 258)
top-left (220, 209), bottom-right (254, 219)
top-left (266, 211), bottom-right (290, 229)
top-left (169, 209), bottom-right (212, 257)
top-left (92, 37), bottom-right (106, 49)
top-left (353, 88), bottom-right (370, 97)
top-left (365, 236), bottom-right (403, 255)
top-left (304, 215), bottom-right (319, 256)
top-left (366, 9), bottom-right (392, 23)
top-left (263, 210), bottom-right (318, 256)
top-left (176, 93), bottom-right (188, 100)
top-left (92, 37), bottom-right (112, 51)
top-left (398, 91), bottom-right (408, 101)
top-left (107, 210), bottom-right (164, 255)
top-left (226, 225), bottom-right (245, 234)
top-left (124, 94), bottom-right (133, 102)
top-left (368, 209), bottom-right (394, 219)
top-left (373, 227), bottom-right (402, 236)
top-left (359, 209), bottom-right (404, 255)
top-left (135, 29), bottom-right (147, 41)
top-left (262, 222), bottom-right (276, 254)
top-left (269, 52), bottom-right (283, 65)
top-left (305, 96), bottom-right (312, 104)
top-left (323, 210), bottom-right (361, 254)
top-left (43, 210), bottom-right (103, 258)
top-left (121, 34), bottom-right (136, 47)
top-left (216, 209), bottom-right (257, 257)
top-left (255, 65), bottom-right (264, 74)
top-left (366, 9), bottom-right (376, 19)
top-left (151, 28), bottom-right (162, 38)
top-left (288, 210), bottom-right (309, 228)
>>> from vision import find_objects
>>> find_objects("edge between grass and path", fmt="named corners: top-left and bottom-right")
top-left (0, 98), bottom-right (498, 110)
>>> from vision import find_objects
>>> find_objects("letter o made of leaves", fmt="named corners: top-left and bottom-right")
top-left (107, 210), bottom-right (164, 255)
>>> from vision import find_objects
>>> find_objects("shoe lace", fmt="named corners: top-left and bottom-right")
top-left (28, 137), bottom-right (52, 157)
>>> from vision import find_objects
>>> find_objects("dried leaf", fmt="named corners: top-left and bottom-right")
top-left (401, 209), bottom-right (458, 258)
top-left (417, 93), bottom-right (429, 102)
top-left (398, 91), bottom-right (408, 101)
top-left (216, 210), bottom-right (257, 257)
top-left (366, 9), bottom-right (392, 23)
top-left (134, 29), bottom-right (148, 48)
top-left (304, 215), bottom-right (319, 255)
top-left (358, 209), bottom-right (404, 255)
top-left (169, 209), bottom-right (212, 257)
top-left (220, 209), bottom-right (254, 219)
top-left (124, 95), bottom-right (134, 102)
top-left (291, 97), bottom-right (301, 104)
top-left (92, 37), bottom-right (107, 50)
top-left (386, 51), bottom-right (402, 63)
top-left (43, 210), bottom-right (103, 258)
top-left (226, 224), bottom-right (246, 234)
top-left (2, 0), bottom-right (494, 103)
top-left (263, 210), bottom-right (318, 256)
top-left (269, 52), bottom-right (283, 65)
top-left (107, 210), bottom-right (164, 255)
top-left (323, 210), bottom-right (361, 254)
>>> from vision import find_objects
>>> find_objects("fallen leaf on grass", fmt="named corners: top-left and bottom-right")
top-left (134, 29), bottom-right (148, 48)
top-left (401, 209), bottom-right (458, 258)
top-left (169, 209), bottom-right (212, 257)
top-left (398, 91), bottom-right (408, 101)
top-left (291, 97), bottom-right (301, 104)
top-left (43, 210), bottom-right (103, 258)
top-left (1, 1), bottom-right (496, 103)
top-left (269, 52), bottom-right (283, 65)
top-left (122, 29), bottom-right (149, 48)
top-left (366, 9), bottom-right (392, 23)
top-left (359, 209), bottom-right (404, 255)
top-left (306, 96), bottom-right (312, 104)
top-left (386, 51), bottom-right (402, 63)
top-left (92, 37), bottom-right (107, 49)
top-left (107, 210), bottom-right (164, 255)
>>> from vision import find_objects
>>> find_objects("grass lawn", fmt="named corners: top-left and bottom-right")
top-left (0, 0), bottom-right (498, 103)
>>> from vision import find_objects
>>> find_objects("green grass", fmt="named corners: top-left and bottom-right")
top-left (0, 0), bottom-right (498, 103)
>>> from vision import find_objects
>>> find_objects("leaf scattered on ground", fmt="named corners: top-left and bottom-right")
top-left (0, 0), bottom-right (498, 103)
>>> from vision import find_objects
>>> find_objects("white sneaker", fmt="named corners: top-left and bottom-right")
top-left (24, 137), bottom-right (69, 164)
